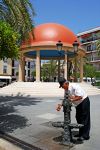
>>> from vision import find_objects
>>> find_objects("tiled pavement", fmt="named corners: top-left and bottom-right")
top-left (0, 82), bottom-right (100, 150)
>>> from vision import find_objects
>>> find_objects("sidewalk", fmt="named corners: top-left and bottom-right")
top-left (0, 138), bottom-right (22, 150)
top-left (0, 82), bottom-right (100, 150)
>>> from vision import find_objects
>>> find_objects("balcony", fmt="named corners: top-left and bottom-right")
top-left (88, 57), bottom-right (100, 63)
top-left (81, 37), bottom-right (100, 44)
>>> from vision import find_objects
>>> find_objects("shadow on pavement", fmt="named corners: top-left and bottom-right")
top-left (0, 93), bottom-right (42, 133)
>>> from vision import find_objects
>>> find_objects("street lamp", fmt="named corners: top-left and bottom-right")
top-left (72, 41), bottom-right (79, 82)
top-left (56, 40), bottom-right (63, 51)
top-left (54, 41), bottom-right (73, 146)
top-left (56, 41), bottom-right (63, 80)
top-left (56, 40), bottom-right (68, 80)
top-left (72, 40), bottom-right (79, 53)
top-left (56, 40), bottom-right (79, 81)
top-left (56, 40), bottom-right (79, 53)
top-left (52, 40), bottom-right (80, 146)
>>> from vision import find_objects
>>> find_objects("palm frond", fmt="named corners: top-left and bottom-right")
top-left (0, 0), bottom-right (35, 42)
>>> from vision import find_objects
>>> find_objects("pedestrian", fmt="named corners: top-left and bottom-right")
top-left (56, 77), bottom-right (90, 141)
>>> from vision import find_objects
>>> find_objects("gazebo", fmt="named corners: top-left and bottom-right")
top-left (19, 23), bottom-right (85, 82)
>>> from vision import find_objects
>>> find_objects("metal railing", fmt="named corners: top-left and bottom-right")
top-left (88, 57), bottom-right (100, 62)
top-left (81, 37), bottom-right (100, 43)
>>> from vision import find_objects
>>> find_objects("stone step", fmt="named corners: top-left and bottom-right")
top-left (0, 82), bottom-right (100, 97)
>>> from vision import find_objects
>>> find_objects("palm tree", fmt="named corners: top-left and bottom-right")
top-left (0, 0), bottom-right (35, 42)
top-left (48, 60), bottom-right (58, 80)
top-left (41, 60), bottom-right (58, 82)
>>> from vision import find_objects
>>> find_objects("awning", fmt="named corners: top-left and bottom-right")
top-left (0, 76), bottom-right (12, 79)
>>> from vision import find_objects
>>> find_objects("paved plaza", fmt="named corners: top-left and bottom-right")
top-left (0, 82), bottom-right (100, 150)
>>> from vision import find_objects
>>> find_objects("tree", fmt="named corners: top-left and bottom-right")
top-left (96, 40), bottom-right (100, 56)
top-left (41, 60), bottom-right (58, 81)
top-left (84, 64), bottom-right (96, 80)
top-left (0, 21), bottom-right (20, 59)
top-left (0, 0), bottom-right (35, 42)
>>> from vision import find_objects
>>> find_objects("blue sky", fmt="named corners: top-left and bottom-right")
top-left (31, 0), bottom-right (100, 34)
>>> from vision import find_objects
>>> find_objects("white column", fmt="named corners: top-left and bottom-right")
top-left (36, 50), bottom-right (40, 82)
top-left (18, 54), bottom-right (25, 82)
top-left (64, 52), bottom-right (68, 80)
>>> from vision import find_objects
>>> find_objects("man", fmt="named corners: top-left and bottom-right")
top-left (56, 77), bottom-right (90, 141)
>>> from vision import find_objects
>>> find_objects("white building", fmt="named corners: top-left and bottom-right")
top-left (77, 27), bottom-right (100, 71)
top-left (0, 58), bottom-right (35, 82)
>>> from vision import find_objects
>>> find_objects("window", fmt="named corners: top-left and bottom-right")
top-left (12, 60), bottom-right (14, 67)
top-left (12, 69), bottom-right (15, 76)
top-left (14, 61), bottom-right (19, 67)
top-left (3, 66), bottom-right (7, 73)
top-left (28, 70), bottom-right (30, 77)
top-left (92, 44), bottom-right (96, 50)
top-left (12, 60), bottom-right (19, 67)
top-left (28, 62), bottom-right (30, 68)
top-left (87, 45), bottom-right (92, 51)
top-left (3, 58), bottom-right (7, 63)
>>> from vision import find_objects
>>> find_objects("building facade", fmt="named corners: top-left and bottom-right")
top-left (77, 27), bottom-right (100, 71)
top-left (0, 58), bottom-right (35, 82)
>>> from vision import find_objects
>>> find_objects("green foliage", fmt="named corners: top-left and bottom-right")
top-left (95, 82), bottom-right (100, 86)
top-left (31, 70), bottom-right (36, 77)
top-left (0, 21), bottom-right (20, 59)
top-left (95, 71), bottom-right (100, 78)
top-left (0, 0), bottom-right (35, 42)
top-left (41, 60), bottom-right (58, 81)
top-left (84, 64), bottom-right (96, 78)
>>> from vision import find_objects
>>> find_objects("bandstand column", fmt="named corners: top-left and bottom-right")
top-left (36, 50), bottom-right (40, 82)
top-left (18, 54), bottom-right (25, 82)
top-left (80, 56), bottom-right (83, 82)
top-left (64, 51), bottom-right (68, 80)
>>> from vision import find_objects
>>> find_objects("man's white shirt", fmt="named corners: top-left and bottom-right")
top-left (68, 83), bottom-right (87, 106)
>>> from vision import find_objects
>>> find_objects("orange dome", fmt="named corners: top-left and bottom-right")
top-left (21, 23), bottom-right (78, 48)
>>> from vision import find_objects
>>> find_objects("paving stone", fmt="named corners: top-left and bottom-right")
top-left (0, 82), bottom-right (100, 150)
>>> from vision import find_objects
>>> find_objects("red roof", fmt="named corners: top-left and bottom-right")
top-left (21, 23), bottom-right (79, 49)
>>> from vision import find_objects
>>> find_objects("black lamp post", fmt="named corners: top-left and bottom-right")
top-left (72, 40), bottom-right (79, 53)
top-left (56, 40), bottom-right (79, 81)
top-left (72, 40), bottom-right (79, 82)
top-left (56, 40), bottom-right (68, 80)
top-left (53, 40), bottom-right (80, 146)
top-left (55, 41), bottom-right (73, 146)
top-left (56, 40), bottom-right (79, 53)
top-left (56, 41), bottom-right (63, 80)
top-left (56, 40), bottom-right (63, 51)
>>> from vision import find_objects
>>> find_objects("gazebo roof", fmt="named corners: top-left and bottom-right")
top-left (22, 23), bottom-right (78, 48)
top-left (21, 23), bottom-right (85, 59)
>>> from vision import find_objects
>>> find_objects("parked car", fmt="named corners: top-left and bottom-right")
top-left (0, 80), bottom-right (7, 87)
top-left (0, 76), bottom-right (12, 87)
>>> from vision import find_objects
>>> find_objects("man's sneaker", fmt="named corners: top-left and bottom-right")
top-left (77, 136), bottom-right (90, 142)
top-left (83, 136), bottom-right (90, 140)
top-left (74, 134), bottom-right (79, 137)
top-left (77, 137), bottom-right (84, 142)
